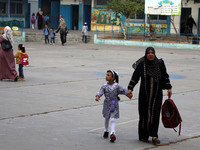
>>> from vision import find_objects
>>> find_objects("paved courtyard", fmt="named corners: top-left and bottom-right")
top-left (0, 42), bottom-right (200, 150)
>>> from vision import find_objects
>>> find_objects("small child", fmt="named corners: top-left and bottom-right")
top-left (82, 22), bottom-right (88, 43)
top-left (31, 13), bottom-right (36, 29)
top-left (14, 44), bottom-right (27, 81)
top-left (43, 24), bottom-right (49, 44)
top-left (95, 70), bottom-right (129, 143)
top-left (50, 27), bottom-right (55, 45)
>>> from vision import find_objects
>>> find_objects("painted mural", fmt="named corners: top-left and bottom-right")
top-left (91, 8), bottom-right (121, 32)
top-left (91, 8), bottom-right (167, 34)
top-left (127, 23), bottom-right (167, 34)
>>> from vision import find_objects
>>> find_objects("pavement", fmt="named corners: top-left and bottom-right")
top-left (0, 42), bottom-right (200, 150)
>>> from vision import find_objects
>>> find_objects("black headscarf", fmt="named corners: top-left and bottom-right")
top-left (144, 47), bottom-right (161, 82)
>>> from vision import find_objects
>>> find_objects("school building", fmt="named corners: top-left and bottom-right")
top-left (0, 0), bottom-right (199, 35)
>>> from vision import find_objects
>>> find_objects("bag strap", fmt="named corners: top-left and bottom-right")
top-left (6, 35), bottom-right (10, 42)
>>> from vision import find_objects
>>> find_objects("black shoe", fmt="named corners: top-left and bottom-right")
top-left (140, 138), bottom-right (149, 142)
top-left (152, 138), bottom-right (160, 145)
top-left (103, 132), bottom-right (109, 139)
top-left (110, 133), bottom-right (116, 143)
top-left (14, 76), bottom-right (18, 82)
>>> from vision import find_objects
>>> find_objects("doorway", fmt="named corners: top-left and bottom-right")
top-left (83, 4), bottom-right (91, 31)
top-left (180, 8), bottom-right (191, 35)
top-left (40, 0), bottom-right (60, 29)
top-left (72, 5), bottom-right (79, 30)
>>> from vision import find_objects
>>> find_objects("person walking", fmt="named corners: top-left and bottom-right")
top-left (31, 13), bottom-right (36, 29)
top-left (126, 47), bottom-right (172, 145)
top-left (186, 15), bottom-right (197, 36)
top-left (82, 22), bottom-right (88, 43)
top-left (95, 70), bottom-right (130, 143)
top-left (56, 21), bottom-right (68, 46)
top-left (0, 26), bottom-right (18, 81)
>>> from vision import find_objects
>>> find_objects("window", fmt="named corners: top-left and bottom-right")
top-left (0, 2), bottom-right (6, 15)
top-left (10, 0), bottom-right (25, 16)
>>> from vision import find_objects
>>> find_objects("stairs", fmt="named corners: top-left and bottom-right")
top-left (25, 32), bottom-right (93, 43)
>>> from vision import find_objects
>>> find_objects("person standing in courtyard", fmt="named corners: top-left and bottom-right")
top-left (14, 44), bottom-right (28, 81)
top-left (36, 8), bottom-right (43, 30)
top-left (126, 47), bottom-right (172, 145)
top-left (31, 13), bottom-right (36, 29)
top-left (0, 26), bottom-right (18, 81)
top-left (43, 24), bottom-right (50, 44)
top-left (82, 22), bottom-right (88, 43)
top-left (56, 21), bottom-right (68, 46)
top-left (44, 14), bottom-right (50, 25)
top-left (59, 15), bottom-right (65, 26)
top-left (95, 70), bottom-right (130, 143)
top-left (50, 27), bottom-right (55, 45)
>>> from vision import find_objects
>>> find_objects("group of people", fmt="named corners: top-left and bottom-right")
top-left (31, 9), bottom-right (88, 45)
top-left (0, 26), bottom-right (28, 81)
top-left (42, 15), bottom-right (68, 46)
top-left (95, 47), bottom-right (172, 145)
top-left (31, 8), bottom-right (50, 30)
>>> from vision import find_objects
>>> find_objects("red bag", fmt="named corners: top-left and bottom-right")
top-left (162, 99), bottom-right (182, 135)
top-left (20, 53), bottom-right (29, 65)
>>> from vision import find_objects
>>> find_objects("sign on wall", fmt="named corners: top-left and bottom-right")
top-left (145, 0), bottom-right (181, 15)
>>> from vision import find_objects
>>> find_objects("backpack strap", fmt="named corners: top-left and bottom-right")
top-left (179, 122), bottom-right (181, 136)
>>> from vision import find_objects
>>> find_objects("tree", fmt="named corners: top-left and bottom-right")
top-left (106, 0), bottom-right (144, 39)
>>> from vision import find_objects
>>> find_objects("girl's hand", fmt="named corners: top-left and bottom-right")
top-left (95, 95), bottom-right (100, 101)
top-left (168, 89), bottom-right (172, 99)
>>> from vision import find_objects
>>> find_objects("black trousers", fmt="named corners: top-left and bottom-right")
top-left (82, 35), bottom-right (87, 43)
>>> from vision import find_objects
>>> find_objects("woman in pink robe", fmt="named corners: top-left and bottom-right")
top-left (0, 26), bottom-right (18, 81)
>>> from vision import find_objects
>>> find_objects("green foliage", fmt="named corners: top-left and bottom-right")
top-left (106, 0), bottom-right (144, 39)
top-left (106, 0), bottom-right (144, 18)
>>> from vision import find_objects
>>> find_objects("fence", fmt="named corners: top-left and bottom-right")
top-left (0, 20), bottom-right (24, 35)
top-left (95, 24), bottom-right (199, 44)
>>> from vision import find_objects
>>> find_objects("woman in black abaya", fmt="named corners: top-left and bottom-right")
top-left (127, 47), bottom-right (172, 145)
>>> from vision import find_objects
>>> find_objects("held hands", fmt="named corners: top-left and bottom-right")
top-left (95, 95), bottom-right (100, 101)
top-left (126, 90), bottom-right (133, 99)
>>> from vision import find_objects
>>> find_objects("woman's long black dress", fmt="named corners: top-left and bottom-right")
top-left (128, 59), bottom-right (172, 140)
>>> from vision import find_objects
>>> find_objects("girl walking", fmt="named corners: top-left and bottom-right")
top-left (95, 70), bottom-right (129, 142)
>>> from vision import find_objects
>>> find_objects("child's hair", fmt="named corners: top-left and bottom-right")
top-left (18, 44), bottom-right (25, 53)
top-left (32, 13), bottom-right (35, 16)
top-left (107, 70), bottom-right (119, 83)
top-left (107, 70), bottom-right (120, 100)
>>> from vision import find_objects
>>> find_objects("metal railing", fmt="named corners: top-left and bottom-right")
top-left (95, 24), bottom-right (199, 44)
